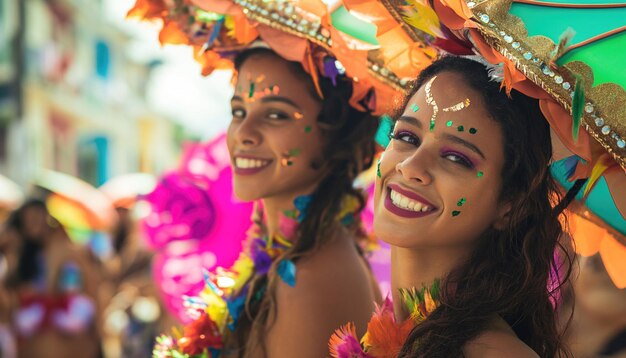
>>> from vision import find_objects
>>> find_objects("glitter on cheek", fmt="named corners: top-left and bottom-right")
top-left (281, 149), bottom-right (301, 167)
top-left (457, 125), bottom-right (464, 132)
top-left (377, 159), bottom-right (382, 178)
top-left (255, 74), bottom-right (266, 83)
top-left (469, 128), bottom-right (478, 134)
top-left (411, 103), bottom-right (420, 112)
top-left (304, 125), bottom-right (312, 133)
top-left (272, 85), bottom-right (280, 95)
top-left (452, 210), bottom-right (461, 217)
top-left (457, 198), bottom-right (466, 206)
top-left (248, 82), bottom-right (255, 98)
top-left (446, 120), bottom-right (453, 127)
top-left (294, 112), bottom-right (304, 120)
top-left (477, 171), bottom-right (484, 178)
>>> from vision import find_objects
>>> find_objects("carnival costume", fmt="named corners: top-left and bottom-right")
top-left (329, 281), bottom-right (440, 358)
top-left (340, 0), bottom-right (626, 287)
top-left (127, 0), bottom-right (441, 356)
top-left (325, 0), bottom-right (626, 354)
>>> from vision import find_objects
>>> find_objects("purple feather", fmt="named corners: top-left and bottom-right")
top-left (323, 57), bottom-right (339, 86)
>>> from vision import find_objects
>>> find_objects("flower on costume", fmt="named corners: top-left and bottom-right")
top-left (177, 310), bottom-right (223, 356)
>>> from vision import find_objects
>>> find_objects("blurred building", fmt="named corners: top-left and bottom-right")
top-left (1, 0), bottom-right (181, 188)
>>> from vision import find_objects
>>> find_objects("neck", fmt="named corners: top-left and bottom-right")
top-left (390, 244), bottom-right (471, 321)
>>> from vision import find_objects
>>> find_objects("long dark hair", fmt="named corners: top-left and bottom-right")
top-left (397, 56), bottom-right (572, 357)
top-left (8, 199), bottom-right (48, 285)
top-left (229, 48), bottom-right (379, 356)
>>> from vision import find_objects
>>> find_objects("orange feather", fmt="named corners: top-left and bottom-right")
top-left (362, 298), bottom-right (416, 358)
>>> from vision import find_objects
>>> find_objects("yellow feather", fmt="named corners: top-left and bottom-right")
top-left (583, 156), bottom-right (614, 198)
top-left (402, 0), bottom-right (445, 38)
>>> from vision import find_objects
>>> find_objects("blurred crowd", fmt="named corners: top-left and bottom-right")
top-left (0, 190), bottom-right (176, 358)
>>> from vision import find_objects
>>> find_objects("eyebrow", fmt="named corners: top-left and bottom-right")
top-left (441, 133), bottom-right (486, 160)
top-left (231, 95), bottom-right (301, 110)
top-left (397, 115), bottom-right (485, 159)
top-left (398, 115), bottom-right (422, 128)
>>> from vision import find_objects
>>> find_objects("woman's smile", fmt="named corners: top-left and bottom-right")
top-left (384, 183), bottom-right (438, 219)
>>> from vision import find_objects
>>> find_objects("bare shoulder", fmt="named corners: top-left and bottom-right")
top-left (464, 318), bottom-right (539, 358)
top-left (275, 230), bottom-right (378, 321)
top-left (264, 231), bottom-right (378, 357)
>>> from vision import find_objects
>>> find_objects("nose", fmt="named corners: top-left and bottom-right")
top-left (395, 148), bottom-right (433, 185)
top-left (231, 116), bottom-right (262, 147)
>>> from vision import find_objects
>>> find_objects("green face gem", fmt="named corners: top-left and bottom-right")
top-left (457, 198), bottom-right (466, 207)
top-left (411, 103), bottom-right (420, 112)
top-left (469, 128), bottom-right (477, 134)
top-left (477, 171), bottom-right (484, 178)
top-left (429, 119), bottom-right (435, 132)
top-left (287, 161), bottom-right (293, 166)
top-left (452, 210), bottom-right (461, 217)
top-left (248, 82), bottom-right (255, 98)
top-left (377, 159), bottom-right (382, 178)
top-left (304, 126), bottom-right (312, 133)
top-left (446, 120), bottom-right (453, 127)
top-left (457, 125), bottom-right (464, 132)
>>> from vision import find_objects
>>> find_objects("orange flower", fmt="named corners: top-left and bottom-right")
top-left (127, 0), bottom-right (167, 20)
top-left (193, 47), bottom-right (234, 76)
top-left (159, 21), bottom-right (191, 46)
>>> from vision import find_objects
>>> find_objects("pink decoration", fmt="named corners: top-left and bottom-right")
top-left (361, 183), bottom-right (392, 296)
top-left (141, 134), bottom-right (253, 322)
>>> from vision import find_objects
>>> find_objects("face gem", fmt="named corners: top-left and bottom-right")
top-left (248, 82), bottom-right (255, 98)
top-left (424, 76), bottom-right (471, 132)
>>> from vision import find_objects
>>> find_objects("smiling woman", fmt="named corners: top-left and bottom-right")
top-left (330, 56), bottom-right (574, 358)
top-left (222, 47), bottom-right (383, 358)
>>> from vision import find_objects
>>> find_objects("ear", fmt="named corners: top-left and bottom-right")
top-left (492, 201), bottom-right (512, 230)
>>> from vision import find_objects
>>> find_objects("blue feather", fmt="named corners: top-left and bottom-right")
top-left (277, 259), bottom-right (297, 287)
top-left (202, 17), bottom-right (224, 52)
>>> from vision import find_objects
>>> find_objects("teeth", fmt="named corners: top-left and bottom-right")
top-left (390, 189), bottom-right (432, 212)
top-left (235, 157), bottom-right (270, 169)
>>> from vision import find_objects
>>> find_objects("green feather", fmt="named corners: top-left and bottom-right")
top-left (571, 72), bottom-right (585, 142)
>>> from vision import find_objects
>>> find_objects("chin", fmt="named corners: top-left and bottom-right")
top-left (374, 220), bottom-right (418, 248)
top-left (233, 187), bottom-right (262, 202)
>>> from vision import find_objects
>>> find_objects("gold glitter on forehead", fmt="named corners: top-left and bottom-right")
top-left (424, 75), bottom-right (471, 131)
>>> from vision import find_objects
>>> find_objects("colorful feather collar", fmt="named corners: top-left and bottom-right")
top-left (329, 280), bottom-right (441, 358)
top-left (153, 194), bottom-right (361, 357)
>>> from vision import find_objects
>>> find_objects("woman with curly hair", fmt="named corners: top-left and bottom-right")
top-left (330, 56), bottom-right (573, 357)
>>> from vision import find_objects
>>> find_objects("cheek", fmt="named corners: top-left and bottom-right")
top-left (439, 180), bottom-right (500, 235)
